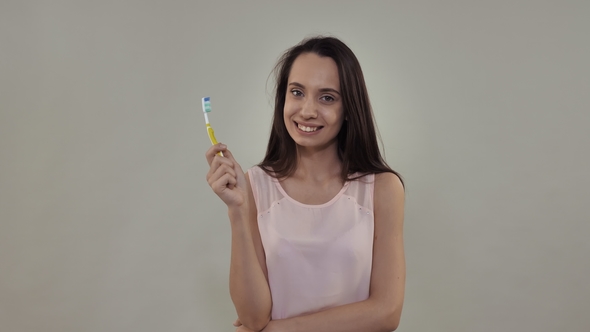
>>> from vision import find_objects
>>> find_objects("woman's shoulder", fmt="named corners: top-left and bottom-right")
top-left (374, 171), bottom-right (402, 184)
top-left (247, 165), bottom-right (262, 173)
top-left (349, 171), bottom-right (402, 184)
top-left (247, 165), bottom-right (278, 189)
top-left (248, 165), bottom-right (276, 176)
top-left (247, 165), bottom-right (271, 179)
top-left (374, 172), bottom-right (404, 197)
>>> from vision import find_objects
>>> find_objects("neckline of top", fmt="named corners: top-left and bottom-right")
top-left (273, 176), bottom-right (351, 208)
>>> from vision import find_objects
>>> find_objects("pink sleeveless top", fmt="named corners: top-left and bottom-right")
top-left (248, 166), bottom-right (375, 320)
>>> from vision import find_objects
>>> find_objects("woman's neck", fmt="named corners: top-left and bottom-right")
top-left (293, 143), bottom-right (342, 183)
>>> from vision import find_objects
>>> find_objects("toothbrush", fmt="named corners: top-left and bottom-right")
top-left (202, 97), bottom-right (223, 156)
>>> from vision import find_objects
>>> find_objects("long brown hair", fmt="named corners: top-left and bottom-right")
top-left (259, 36), bottom-right (403, 185)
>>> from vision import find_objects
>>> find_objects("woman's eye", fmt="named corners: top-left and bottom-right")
top-left (291, 89), bottom-right (303, 97)
top-left (321, 95), bottom-right (335, 102)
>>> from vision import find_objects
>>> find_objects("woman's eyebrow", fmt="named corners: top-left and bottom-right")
top-left (288, 82), bottom-right (340, 95)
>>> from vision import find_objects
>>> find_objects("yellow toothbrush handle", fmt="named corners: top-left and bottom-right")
top-left (207, 124), bottom-right (223, 156)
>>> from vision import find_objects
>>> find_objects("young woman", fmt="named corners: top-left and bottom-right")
top-left (206, 36), bottom-right (405, 332)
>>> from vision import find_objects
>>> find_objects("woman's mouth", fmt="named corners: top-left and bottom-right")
top-left (296, 122), bottom-right (323, 133)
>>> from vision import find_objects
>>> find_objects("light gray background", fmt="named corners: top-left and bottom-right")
top-left (1, 1), bottom-right (589, 331)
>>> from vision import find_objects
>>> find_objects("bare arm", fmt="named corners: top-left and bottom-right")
top-left (261, 172), bottom-right (406, 332)
top-left (205, 144), bottom-right (271, 331)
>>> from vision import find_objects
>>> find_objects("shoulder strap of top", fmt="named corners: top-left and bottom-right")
top-left (344, 173), bottom-right (375, 212)
top-left (247, 166), bottom-right (284, 214)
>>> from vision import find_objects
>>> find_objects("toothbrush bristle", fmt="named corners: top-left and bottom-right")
top-left (202, 97), bottom-right (212, 113)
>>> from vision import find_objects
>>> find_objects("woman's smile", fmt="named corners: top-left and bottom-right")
top-left (295, 121), bottom-right (324, 133)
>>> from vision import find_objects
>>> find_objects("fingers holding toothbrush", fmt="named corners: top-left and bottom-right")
top-left (206, 143), bottom-right (248, 208)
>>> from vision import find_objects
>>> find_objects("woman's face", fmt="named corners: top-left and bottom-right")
top-left (283, 52), bottom-right (345, 152)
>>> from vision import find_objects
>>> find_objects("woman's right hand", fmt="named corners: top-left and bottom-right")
top-left (205, 143), bottom-right (248, 208)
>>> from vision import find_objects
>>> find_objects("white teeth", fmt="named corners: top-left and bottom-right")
top-left (298, 123), bottom-right (319, 132)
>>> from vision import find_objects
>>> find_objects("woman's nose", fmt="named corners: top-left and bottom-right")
top-left (300, 98), bottom-right (318, 119)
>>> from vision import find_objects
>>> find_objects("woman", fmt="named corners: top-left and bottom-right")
top-left (206, 36), bottom-right (405, 332)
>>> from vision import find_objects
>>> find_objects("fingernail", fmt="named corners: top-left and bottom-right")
top-left (220, 143), bottom-right (227, 148)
